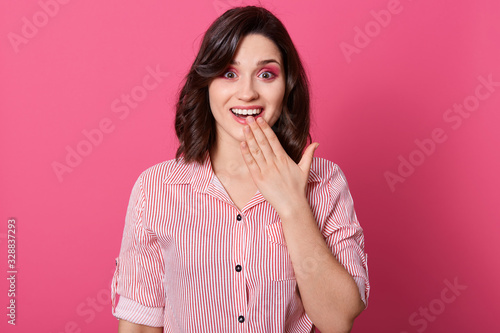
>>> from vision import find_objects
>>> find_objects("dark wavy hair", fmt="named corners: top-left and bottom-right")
top-left (174, 5), bottom-right (311, 165)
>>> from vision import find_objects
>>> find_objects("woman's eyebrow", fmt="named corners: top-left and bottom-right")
top-left (230, 59), bottom-right (281, 66)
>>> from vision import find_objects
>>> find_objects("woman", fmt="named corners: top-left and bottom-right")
top-left (111, 6), bottom-right (369, 333)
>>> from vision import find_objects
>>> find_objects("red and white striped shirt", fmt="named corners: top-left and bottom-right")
top-left (111, 151), bottom-right (369, 332)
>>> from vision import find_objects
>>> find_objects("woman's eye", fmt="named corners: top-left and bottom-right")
top-left (259, 71), bottom-right (275, 79)
top-left (222, 70), bottom-right (275, 79)
top-left (223, 71), bottom-right (237, 79)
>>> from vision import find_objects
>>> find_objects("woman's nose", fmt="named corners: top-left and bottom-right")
top-left (237, 77), bottom-right (258, 101)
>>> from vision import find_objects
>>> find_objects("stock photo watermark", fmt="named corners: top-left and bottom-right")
top-left (401, 277), bottom-right (467, 333)
top-left (6, 218), bottom-right (18, 325)
top-left (385, 73), bottom-right (499, 192)
top-left (7, 0), bottom-right (72, 53)
top-left (339, 0), bottom-right (414, 64)
top-left (51, 64), bottom-right (169, 182)
top-left (52, 274), bottom-right (114, 333)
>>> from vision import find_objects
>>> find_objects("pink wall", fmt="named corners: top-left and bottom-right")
top-left (1, 0), bottom-right (499, 332)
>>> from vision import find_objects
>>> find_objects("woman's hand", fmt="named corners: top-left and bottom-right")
top-left (240, 115), bottom-right (319, 217)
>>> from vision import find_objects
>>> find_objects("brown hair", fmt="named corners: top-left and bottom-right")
top-left (174, 5), bottom-right (311, 165)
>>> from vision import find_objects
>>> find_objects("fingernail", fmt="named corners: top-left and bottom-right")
top-left (247, 116), bottom-right (254, 123)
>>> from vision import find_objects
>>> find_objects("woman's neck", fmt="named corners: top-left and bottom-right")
top-left (209, 138), bottom-right (252, 179)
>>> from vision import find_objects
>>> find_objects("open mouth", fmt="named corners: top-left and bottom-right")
top-left (230, 108), bottom-right (263, 118)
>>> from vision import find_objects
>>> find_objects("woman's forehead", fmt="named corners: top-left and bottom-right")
top-left (231, 34), bottom-right (283, 66)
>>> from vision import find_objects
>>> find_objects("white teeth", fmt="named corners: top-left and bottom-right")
top-left (231, 108), bottom-right (261, 115)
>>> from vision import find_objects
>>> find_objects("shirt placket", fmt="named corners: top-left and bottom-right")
top-left (234, 212), bottom-right (248, 332)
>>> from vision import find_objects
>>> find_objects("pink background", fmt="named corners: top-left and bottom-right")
top-left (1, 0), bottom-right (499, 332)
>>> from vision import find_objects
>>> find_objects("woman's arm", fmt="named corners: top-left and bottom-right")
top-left (118, 319), bottom-right (163, 333)
top-left (279, 199), bottom-right (366, 333)
top-left (112, 174), bottom-right (166, 328)
top-left (238, 117), bottom-right (369, 332)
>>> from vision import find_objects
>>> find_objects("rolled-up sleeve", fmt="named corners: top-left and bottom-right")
top-left (111, 173), bottom-right (165, 326)
top-left (322, 165), bottom-right (370, 309)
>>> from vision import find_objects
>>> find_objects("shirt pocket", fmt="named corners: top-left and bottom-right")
top-left (266, 222), bottom-right (296, 281)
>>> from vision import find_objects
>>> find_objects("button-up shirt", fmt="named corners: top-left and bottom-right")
top-left (111, 151), bottom-right (370, 332)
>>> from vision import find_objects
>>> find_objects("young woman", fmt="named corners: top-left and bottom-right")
top-left (112, 6), bottom-right (369, 333)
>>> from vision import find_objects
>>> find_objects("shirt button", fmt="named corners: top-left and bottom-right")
top-left (238, 315), bottom-right (245, 323)
top-left (235, 264), bottom-right (242, 272)
top-left (236, 214), bottom-right (242, 221)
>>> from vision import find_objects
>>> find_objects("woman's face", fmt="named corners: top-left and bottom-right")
top-left (208, 33), bottom-right (286, 145)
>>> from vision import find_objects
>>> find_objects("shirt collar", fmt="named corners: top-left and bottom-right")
top-left (163, 150), bottom-right (322, 191)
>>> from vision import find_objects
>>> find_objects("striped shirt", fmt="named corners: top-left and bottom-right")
top-left (111, 151), bottom-right (370, 332)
